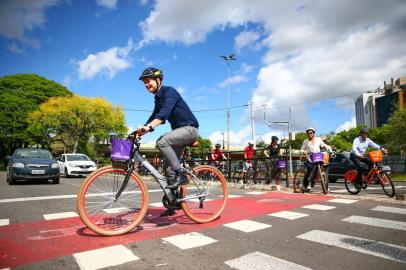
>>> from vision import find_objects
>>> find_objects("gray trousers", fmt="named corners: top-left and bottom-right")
top-left (156, 126), bottom-right (198, 177)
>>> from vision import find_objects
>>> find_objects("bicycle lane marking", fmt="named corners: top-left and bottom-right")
top-left (0, 192), bottom-right (333, 269)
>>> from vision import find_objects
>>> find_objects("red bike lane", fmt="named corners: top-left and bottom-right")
top-left (0, 192), bottom-right (333, 268)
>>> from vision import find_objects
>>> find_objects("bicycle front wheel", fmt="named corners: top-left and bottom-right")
top-left (77, 166), bottom-right (149, 236)
top-left (344, 170), bottom-right (360, 195)
top-left (276, 169), bottom-right (288, 187)
top-left (181, 165), bottom-right (228, 223)
top-left (317, 164), bottom-right (329, 194)
top-left (293, 169), bottom-right (305, 193)
top-left (378, 171), bottom-right (395, 197)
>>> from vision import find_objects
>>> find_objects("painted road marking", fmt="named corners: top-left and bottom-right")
top-left (269, 211), bottom-right (309, 220)
top-left (245, 191), bottom-right (267, 195)
top-left (73, 245), bottom-right (139, 270)
top-left (0, 219), bottom-right (10, 226)
top-left (342, 215), bottom-right (406, 231)
top-left (149, 202), bottom-right (164, 207)
top-left (43, 212), bottom-right (79, 220)
top-left (297, 230), bottom-right (406, 263)
top-left (0, 188), bottom-right (164, 204)
top-left (228, 195), bottom-right (243, 198)
top-left (257, 198), bottom-right (284, 203)
top-left (223, 220), bottom-right (271, 233)
top-left (102, 207), bottom-right (135, 214)
top-left (328, 198), bottom-right (358, 204)
top-left (371, 206), bottom-right (406, 215)
top-left (162, 232), bottom-right (217, 250)
top-left (224, 251), bottom-right (312, 270)
top-left (302, 204), bottom-right (336, 211)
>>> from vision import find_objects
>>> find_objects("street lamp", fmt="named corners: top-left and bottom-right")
top-left (220, 54), bottom-right (237, 152)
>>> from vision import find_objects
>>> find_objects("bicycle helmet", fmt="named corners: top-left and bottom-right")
top-left (360, 127), bottom-right (369, 134)
top-left (139, 67), bottom-right (163, 81)
top-left (215, 143), bottom-right (221, 148)
top-left (271, 136), bottom-right (279, 142)
top-left (248, 140), bottom-right (254, 145)
top-left (306, 127), bottom-right (315, 134)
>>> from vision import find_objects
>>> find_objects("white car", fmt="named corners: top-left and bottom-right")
top-left (56, 154), bottom-right (97, 177)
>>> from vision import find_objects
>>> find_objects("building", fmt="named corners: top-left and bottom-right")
top-left (355, 92), bottom-right (382, 128)
top-left (355, 76), bottom-right (405, 128)
top-left (375, 77), bottom-right (406, 127)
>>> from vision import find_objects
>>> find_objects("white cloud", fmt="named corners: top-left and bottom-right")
top-left (77, 38), bottom-right (143, 80)
top-left (335, 117), bottom-right (356, 133)
top-left (7, 42), bottom-right (25, 54)
top-left (139, 0), bottom-right (406, 132)
top-left (0, 0), bottom-right (60, 50)
top-left (209, 125), bottom-right (252, 147)
top-left (218, 75), bottom-right (247, 88)
top-left (234, 31), bottom-right (261, 51)
top-left (176, 86), bottom-right (186, 95)
top-left (96, 0), bottom-right (118, 10)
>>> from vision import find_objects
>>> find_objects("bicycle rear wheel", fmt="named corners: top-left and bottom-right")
top-left (77, 166), bottom-right (149, 236)
top-left (293, 169), bottom-right (305, 193)
top-left (181, 165), bottom-right (228, 223)
top-left (275, 169), bottom-right (287, 187)
top-left (378, 171), bottom-right (395, 197)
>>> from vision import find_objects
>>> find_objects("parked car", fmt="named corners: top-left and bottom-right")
top-left (328, 152), bottom-right (391, 182)
top-left (56, 153), bottom-right (97, 177)
top-left (6, 148), bottom-right (60, 185)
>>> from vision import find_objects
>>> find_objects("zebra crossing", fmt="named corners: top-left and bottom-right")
top-left (1, 192), bottom-right (405, 270)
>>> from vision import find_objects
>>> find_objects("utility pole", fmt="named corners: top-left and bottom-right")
top-left (262, 104), bottom-right (267, 121)
top-left (249, 100), bottom-right (256, 148)
top-left (220, 54), bottom-right (237, 153)
top-left (288, 107), bottom-right (293, 176)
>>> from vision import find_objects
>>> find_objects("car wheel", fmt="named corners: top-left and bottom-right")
top-left (8, 175), bottom-right (16, 185)
top-left (53, 177), bottom-right (60, 184)
top-left (64, 168), bottom-right (70, 178)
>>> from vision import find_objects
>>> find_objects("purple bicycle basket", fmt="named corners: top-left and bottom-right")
top-left (111, 139), bottom-right (133, 161)
top-left (310, 152), bottom-right (324, 163)
top-left (277, 160), bottom-right (286, 169)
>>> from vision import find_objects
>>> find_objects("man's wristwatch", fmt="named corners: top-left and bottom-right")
top-left (148, 125), bottom-right (154, 132)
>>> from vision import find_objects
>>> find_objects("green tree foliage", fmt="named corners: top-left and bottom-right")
top-left (289, 132), bottom-right (308, 150)
top-left (27, 95), bottom-right (127, 157)
top-left (0, 74), bottom-right (71, 158)
top-left (383, 108), bottom-right (406, 154)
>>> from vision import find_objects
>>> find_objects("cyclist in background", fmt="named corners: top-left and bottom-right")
top-left (350, 127), bottom-right (387, 190)
top-left (241, 141), bottom-right (255, 183)
top-left (209, 143), bottom-right (228, 168)
top-left (300, 127), bottom-right (332, 192)
top-left (264, 136), bottom-right (281, 183)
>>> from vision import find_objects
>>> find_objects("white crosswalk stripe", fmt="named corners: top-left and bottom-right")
top-left (73, 245), bottom-right (139, 270)
top-left (297, 230), bottom-right (406, 264)
top-left (224, 251), bottom-right (312, 270)
top-left (43, 212), bottom-right (78, 220)
top-left (0, 219), bottom-right (9, 226)
top-left (268, 211), bottom-right (309, 220)
top-left (327, 198), bottom-right (358, 204)
top-left (301, 204), bottom-right (336, 210)
top-left (162, 232), bottom-right (217, 250)
top-left (371, 206), bottom-right (406, 215)
top-left (223, 220), bottom-right (271, 233)
top-left (342, 215), bottom-right (406, 231)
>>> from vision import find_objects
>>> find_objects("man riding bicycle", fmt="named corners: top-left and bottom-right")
top-left (209, 143), bottom-right (228, 169)
top-left (135, 67), bottom-right (199, 215)
top-left (300, 127), bottom-right (332, 192)
top-left (350, 127), bottom-right (387, 190)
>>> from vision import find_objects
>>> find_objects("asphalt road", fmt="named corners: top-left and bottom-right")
top-left (0, 171), bottom-right (405, 270)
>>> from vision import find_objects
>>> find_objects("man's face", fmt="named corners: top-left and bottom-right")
top-left (307, 131), bottom-right (314, 139)
top-left (142, 78), bottom-right (160, 94)
top-left (361, 132), bottom-right (368, 140)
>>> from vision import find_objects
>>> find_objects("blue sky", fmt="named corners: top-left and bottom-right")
top-left (1, 0), bottom-right (406, 146)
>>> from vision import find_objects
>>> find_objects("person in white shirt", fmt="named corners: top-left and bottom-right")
top-left (300, 127), bottom-right (332, 192)
top-left (350, 128), bottom-right (386, 189)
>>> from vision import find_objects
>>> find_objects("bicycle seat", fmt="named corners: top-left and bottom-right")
top-left (189, 140), bottom-right (200, 147)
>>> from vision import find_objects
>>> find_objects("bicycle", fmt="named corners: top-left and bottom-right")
top-left (293, 152), bottom-right (330, 194)
top-left (265, 159), bottom-right (288, 186)
top-left (344, 150), bottom-right (395, 197)
top-left (77, 136), bottom-right (228, 236)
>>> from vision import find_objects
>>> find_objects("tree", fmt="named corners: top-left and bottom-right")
top-left (27, 95), bottom-right (127, 157)
top-left (190, 136), bottom-right (212, 160)
top-left (289, 132), bottom-right (307, 150)
top-left (0, 74), bottom-right (71, 160)
top-left (383, 108), bottom-right (406, 154)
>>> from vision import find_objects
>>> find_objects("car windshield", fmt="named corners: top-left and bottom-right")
top-left (66, 155), bottom-right (90, 161)
top-left (16, 149), bottom-right (52, 159)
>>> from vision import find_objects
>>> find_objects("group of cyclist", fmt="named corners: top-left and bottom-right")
top-left (134, 66), bottom-right (387, 200)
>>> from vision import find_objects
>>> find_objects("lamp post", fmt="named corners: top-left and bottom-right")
top-left (220, 54), bottom-right (236, 152)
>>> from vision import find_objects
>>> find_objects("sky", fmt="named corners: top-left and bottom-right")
top-left (1, 0), bottom-right (406, 147)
